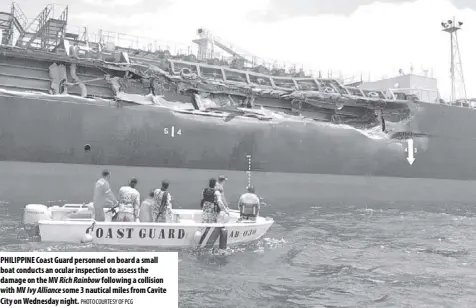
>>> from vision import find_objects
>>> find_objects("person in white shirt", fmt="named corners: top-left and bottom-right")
top-left (153, 180), bottom-right (173, 222)
top-left (238, 186), bottom-right (260, 221)
top-left (215, 175), bottom-right (230, 211)
top-left (92, 170), bottom-right (117, 221)
top-left (138, 191), bottom-right (155, 222)
top-left (114, 178), bottom-right (140, 222)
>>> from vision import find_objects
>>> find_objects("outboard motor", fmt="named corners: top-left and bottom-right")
top-left (23, 204), bottom-right (51, 236)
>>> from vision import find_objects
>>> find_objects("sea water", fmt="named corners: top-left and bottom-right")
top-left (1, 161), bottom-right (475, 307)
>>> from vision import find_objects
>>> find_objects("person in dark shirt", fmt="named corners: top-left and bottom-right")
top-left (201, 178), bottom-right (229, 223)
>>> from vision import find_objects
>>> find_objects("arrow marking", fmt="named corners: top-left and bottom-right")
top-left (405, 139), bottom-right (416, 165)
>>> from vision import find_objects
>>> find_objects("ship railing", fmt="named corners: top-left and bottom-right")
top-left (0, 17), bottom-right (355, 80)
top-left (24, 3), bottom-right (68, 34)
top-left (195, 28), bottom-right (332, 77)
top-left (23, 4), bottom-right (50, 34)
top-left (342, 74), bottom-right (364, 86)
top-left (64, 24), bottom-right (200, 55)
top-left (58, 5), bottom-right (68, 23)
top-left (198, 29), bottom-right (298, 70)
top-left (57, 25), bottom-right (319, 76)
top-left (12, 3), bottom-right (69, 49)
top-left (22, 6), bottom-right (48, 48)
top-left (448, 99), bottom-right (476, 109)
top-left (60, 24), bottom-right (331, 77)
top-left (11, 2), bottom-right (28, 29)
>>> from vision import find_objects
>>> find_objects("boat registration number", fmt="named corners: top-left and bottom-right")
top-left (229, 229), bottom-right (257, 238)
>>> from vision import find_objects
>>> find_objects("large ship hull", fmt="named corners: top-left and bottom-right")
top-left (1, 2), bottom-right (473, 181)
top-left (1, 89), bottom-right (475, 181)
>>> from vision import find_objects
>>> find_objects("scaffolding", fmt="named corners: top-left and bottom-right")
top-left (0, 2), bottom-right (68, 51)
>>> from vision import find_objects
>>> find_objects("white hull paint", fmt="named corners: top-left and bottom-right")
top-left (28, 205), bottom-right (274, 248)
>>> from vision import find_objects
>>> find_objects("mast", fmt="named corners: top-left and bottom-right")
top-left (441, 17), bottom-right (467, 102)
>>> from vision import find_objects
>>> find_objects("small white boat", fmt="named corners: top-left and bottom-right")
top-left (22, 203), bottom-right (274, 249)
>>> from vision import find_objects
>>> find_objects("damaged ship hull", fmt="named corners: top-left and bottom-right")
top-left (1, 88), bottom-right (476, 181)
top-left (0, 0), bottom-right (474, 181)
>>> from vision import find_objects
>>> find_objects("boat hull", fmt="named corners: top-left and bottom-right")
top-left (1, 88), bottom-right (476, 180)
top-left (38, 217), bottom-right (274, 248)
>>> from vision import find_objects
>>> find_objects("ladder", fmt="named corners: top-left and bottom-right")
top-left (15, 4), bottom-right (68, 51)
top-left (0, 2), bottom-right (28, 45)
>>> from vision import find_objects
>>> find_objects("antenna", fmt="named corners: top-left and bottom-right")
top-left (441, 17), bottom-right (467, 102)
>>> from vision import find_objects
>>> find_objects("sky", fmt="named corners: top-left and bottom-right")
top-left (9, 0), bottom-right (476, 100)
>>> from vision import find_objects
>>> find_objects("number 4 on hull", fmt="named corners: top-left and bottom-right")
top-left (164, 126), bottom-right (182, 137)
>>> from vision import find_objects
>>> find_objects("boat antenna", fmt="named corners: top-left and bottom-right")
top-left (441, 17), bottom-right (467, 102)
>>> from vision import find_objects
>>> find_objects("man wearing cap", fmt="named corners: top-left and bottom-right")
top-left (93, 169), bottom-right (118, 222)
top-left (114, 177), bottom-right (140, 222)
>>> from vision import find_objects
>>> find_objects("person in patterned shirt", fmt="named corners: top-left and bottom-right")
top-left (201, 178), bottom-right (229, 223)
top-left (153, 180), bottom-right (173, 223)
top-left (114, 178), bottom-right (140, 222)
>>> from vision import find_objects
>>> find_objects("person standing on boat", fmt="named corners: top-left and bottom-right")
top-left (238, 186), bottom-right (260, 222)
top-left (153, 180), bottom-right (173, 223)
top-left (138, 190), bottom-right (155, 222)
top-left (114, 178), bottom-right (140, 222)
top-left (93, 169), bottom-right (118, 222)
top-left (202, 178), bottom-right (229, 223)
top-left (215, 175), bottom-right (230, 211)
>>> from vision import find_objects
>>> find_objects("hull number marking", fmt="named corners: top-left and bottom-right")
top-left (164, 126), bottom-right (182, 137)
top-left (229, 229), bottom-right (257, 238)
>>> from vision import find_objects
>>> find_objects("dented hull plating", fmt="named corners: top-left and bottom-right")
top-left (1, 91), bottom-right (476, 180)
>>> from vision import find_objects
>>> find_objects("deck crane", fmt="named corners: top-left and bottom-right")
top-left (192, 28), bottom-right (306, 77)
top-left (192, 28), bottom-right (267, 69)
